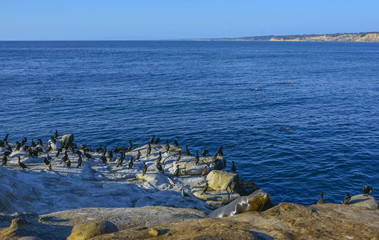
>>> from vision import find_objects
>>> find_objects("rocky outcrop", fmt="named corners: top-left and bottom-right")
top-left (92, 203), bottom-right (379, 240)
top-left (1, 203), bottom-right (378, 239)
top-left (349, 194), bottom-right (378, 209)
top-left (0, 206), bottom-right (205, 240)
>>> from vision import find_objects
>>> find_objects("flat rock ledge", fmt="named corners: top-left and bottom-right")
top-left (1, 203), bottom-right (378, 240)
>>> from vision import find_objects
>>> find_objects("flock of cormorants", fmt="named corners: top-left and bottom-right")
top-left (2, 131), bottom-right (374, 206)
top-left (0, 132), bottom-right (231, 177)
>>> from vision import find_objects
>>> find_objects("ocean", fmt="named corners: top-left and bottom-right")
top-left (0, 41), bottom-right (378, 205)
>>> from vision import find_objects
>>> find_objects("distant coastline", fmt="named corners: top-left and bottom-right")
top-left (197, 32), bottom-right (379, 42)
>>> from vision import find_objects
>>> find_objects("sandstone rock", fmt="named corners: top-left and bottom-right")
top-left (349, 194), bottom-right (378, 209)
top-left (206, 170), bottom-right (237, 191)
top-left (67, 220), bottom-right (118, 240)
top-left (91, 203), bottom-right (379, 240)
top-left (232, 203), bottom-right (379, 240)
top-left (148, 227), bottom-right (159, 237)
top-left (41, 206), bottom-right (206, 230)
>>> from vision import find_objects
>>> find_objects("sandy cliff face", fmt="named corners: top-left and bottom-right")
top-left (269, 33), bottom-right (379, 42)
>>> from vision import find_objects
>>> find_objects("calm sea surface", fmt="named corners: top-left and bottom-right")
top-left (0, 41), bottom-right (378, 204)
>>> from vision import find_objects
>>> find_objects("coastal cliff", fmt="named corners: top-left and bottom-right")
top-left (207, 32), bottom-right (379, 42)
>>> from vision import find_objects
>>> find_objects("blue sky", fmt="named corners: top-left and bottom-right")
top-left (0, 0), bottom-right (378, 40)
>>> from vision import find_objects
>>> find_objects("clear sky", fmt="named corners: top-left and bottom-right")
top-left (0, 0), bottom-right (378, 40)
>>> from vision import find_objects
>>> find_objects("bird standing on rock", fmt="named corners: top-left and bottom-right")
top-left (157, 152), bottom-right (162, 164)
top-left (43, 157), bottom-right (50, 166)
top-left (117, 152), bottom-right (125, 167)
top-left (149, 136), bottom-right (155, 144)
top-left (2, 155), bottom-right (7, 166)
top-left (363, 185), bottom-right (372, 195)
top-left (55, 148), bottom-right (62, 158)
top-left (77, 154), bottom-right (82, 168)
top-left (21, 137), bottom-right (27, 146)
top-left (18, 157), bottom-right (28, 169)
top-left (218, 147), bottom-right (224, 157)
top-left (83, 149), bottom-right (93, 160)
top-left (174, 165), bottom-right (180, 177)
top-left (342, 193), bottom-right (351, 205)
top-left (201, 166), bottom-right (208, 177)
top-left (15, 142), bottom-right (21, 151)
top-left (60, 151), bottom-right (69, 164)
top-left (146, 143), bottom-right (151, 156)
top-left (31, 138), bottom-right (36, 148)
top-left (212, 154), bottom-right (218, 163)
top-left (202, 150), bottom-right (209, 158)
top-left (165, 140), bottom-right (170, 152)
top-left (156, 162), bottom-right (163, 173)
top-left (317, 192), bottom-right (324, 204)
top-left (174, 138), bottom-right (179, 147)
top-left (3, 133), bottom-right (9, 143)
top-left (195, 151), bottom-right (200, 165)
top-left (176, 151), bottom-right (181, 163)
top-left (129, 158), bottom-right (134, 169)
top-left (100, 154), bottom-right (107, 165)
top-left (142, 162), bottom-right (147, 176)
top-left (66, 159), bottom-right (71, 167)
top-left (185, 145), bottom-right (191, 156)
top-left (54, 130), bottom-right (59, 139)
top-left (231, 161), bottom-right (236, 173)
top-left (135, 150), bottom-right (141, 161)
top-left (127, 140), bottom-right (133, 152)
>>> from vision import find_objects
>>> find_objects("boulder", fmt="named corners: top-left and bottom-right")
top-left (206, 170), bottom-right (237, 191)
top-left (349, 194), bottom-right (378, 209)
top-left (67, 220), bottom-right (118, 240)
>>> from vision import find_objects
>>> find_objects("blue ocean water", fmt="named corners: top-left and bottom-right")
top-left (0, 41), bottom-right (378, 205)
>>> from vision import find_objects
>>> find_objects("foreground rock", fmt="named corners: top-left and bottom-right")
top-left (1, 203), bottom-right (378, 239)
top-left (349, 194), bottom-right (378, 209)
top-left (92, 203), bottom-right (379, 240)
top-left (0, 207), bottom-right (206, 240)
top-left (1, 135), bottom-right (258, 214)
